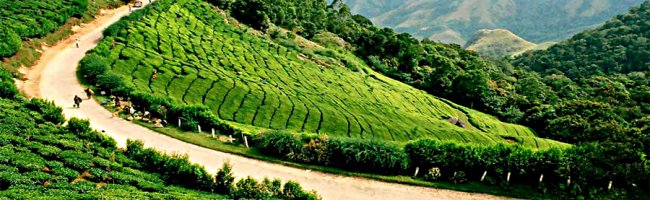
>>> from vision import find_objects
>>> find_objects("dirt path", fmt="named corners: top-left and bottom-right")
top-left (24, 1), bottom-right (510, 200)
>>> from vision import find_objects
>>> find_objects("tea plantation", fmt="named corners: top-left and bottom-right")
top-left (0, 0), bottom-right (87, 57)
top-left (0, 67), bottom-right (319, 199)
top-left (93, 0), bottom-right (566, 148)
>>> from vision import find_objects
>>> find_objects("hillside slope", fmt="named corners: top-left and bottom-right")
top-left (0, 68), bottom-right (224, 199)
top-left (342, 0), bottom-right (645, 44)
top-left (465, 29), bottom-right (538, 57)
top-left (512, 1), bottom-right (650, 143)
top-left (85, 0), bottom-right (566, 148)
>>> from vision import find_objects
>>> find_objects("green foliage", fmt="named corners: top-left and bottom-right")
top-left (215, 162), bottom-right (235, 194)
top-left (232, 177), bottom-right (265, 199)
top-left (78, 55), bottom-right (109, 84)
top-left (86, 0), bottom-right (551, 148)
top-left (96, 72), bottom-right (125, 91)
top-left (0, 28), bottom-right (22, 57)
top-left (0, 68), bottom-right (18, 99)
top-left (24, 99), bottom-right (65, 124)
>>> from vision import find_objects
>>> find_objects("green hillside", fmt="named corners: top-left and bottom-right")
top-left (511, 1), bottom-right (650, 143)
top-left (0, 65), bottom-right (318, 199)
top-left (88, 0), bottom-right (567, 148)
top-left (342, 0), bottom-right (645, 45)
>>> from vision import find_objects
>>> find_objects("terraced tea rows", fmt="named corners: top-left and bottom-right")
top-left (99, 0), bottom-right (566, 148)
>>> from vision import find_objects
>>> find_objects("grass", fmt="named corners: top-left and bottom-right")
top-left (94, 0), bottom-right (566, 149)
top-left (127, 117), bottom-right (553, 200)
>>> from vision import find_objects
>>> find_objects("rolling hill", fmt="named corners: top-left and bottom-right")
top-left (342, 0), bottom-right (645, 45)
top-left (85, 0), bottom-right (566, 148)
top-left (464, 29), bottom-right (553, 57)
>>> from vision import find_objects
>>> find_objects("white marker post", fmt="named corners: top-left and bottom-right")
top-left (480, 171), bottom-right (487, 182)
top-left (211, 128), bottom-right (216, 138)
top-left (413, 167), bottom-right (420, 177)
top-left (244, 136), bottom-right (249, 148)
top-left (228, 135), bottom-right (234, 143)
top-left (178, 118), bottom-right (181, 127)
top-left (608, 181), bottom-right (613, 190)
top-left (198, 125), bottom-right (202, 133)
top-left (507, 172), bottom-right (511, 183)
top-left (539, 174), bottom-right (544, 183)
top-left (567, 177), bottom-right (571, 185)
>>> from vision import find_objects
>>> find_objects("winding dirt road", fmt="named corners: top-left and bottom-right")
top-left (21, 1), bottom-right (509, 200)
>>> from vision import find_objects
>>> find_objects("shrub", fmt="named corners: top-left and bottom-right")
top-left (24, 99), bottom-right (64, 124)
top-left (328, 139), bottom-right (409, 174)
top-left (424, 167), bottom-right (442, 181)
top-left (0, 28), bottom-right (22, 57)
top-left (78, 55), bottom-right (109, 83)
top-left (67, 118), bottom-right (92, 134)
top-left (215, 161), bottom-right (235, 194)
top-left (96, 73), bottom-right (125, 92)
top-left (450, 171), bottom-right (467, 184)
top-left (282, 181), bottom-right (321, 200)
top-left (0, 81), bottom-right (19, 99)
top-left (254, 131), bottom-right (303, 158)
top-left (232, 176), bottom-right (265, 199)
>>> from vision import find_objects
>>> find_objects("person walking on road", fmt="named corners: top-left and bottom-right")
top-left (73, 95), bottom-right (83, 108)
top-left (84, 87), bottom-right (94, 99)
top-left (75, 38), bottom-right (80, 48)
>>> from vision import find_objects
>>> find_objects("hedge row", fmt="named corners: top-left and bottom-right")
top-left (125, 140), bottom-right (320, 199)
top-left (255, 131), bottom-right (650, 198)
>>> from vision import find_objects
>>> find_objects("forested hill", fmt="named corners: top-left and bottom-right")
top-left (341, 0), bottom-right (645, 45)
top-left (512, 1), bottom-right (650, 141)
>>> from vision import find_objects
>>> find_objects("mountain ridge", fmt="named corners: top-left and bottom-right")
top-left (343, 0), bottom-right (645, 44)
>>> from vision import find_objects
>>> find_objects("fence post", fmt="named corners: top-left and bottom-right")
top-left (480, 171), bottom-right (487, 182)
top-left (211, 128), bottom-right (216, 138)
top-left (244, 136), bottom-right (249, 148)
top-left (507, 172), bottom-right (511, 183)
top-left (198, 125), bottom-right (201, 133)
top-left (413, 167), bottom-right (420, 177)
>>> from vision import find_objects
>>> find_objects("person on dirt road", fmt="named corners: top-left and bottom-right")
top-left (84, 88), bottom-right (94, 99)
top-left (73, 95), bottom-right (83, 108)
top-left (75, 38), bottom-right (80, 48)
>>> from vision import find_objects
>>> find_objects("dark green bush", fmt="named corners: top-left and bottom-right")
top-left (0, 81), bottom-right (19, 100)
top-left (0, 28), bottom-right (22, 58)
top-left (96, 73), bottom-right (125, 92)
top-left (232, 177), bottom-right (265, 199)
top-left (215, 162), bottom-right (235, 194)
top-left (67, 118), bottom-right (92, 134)
top-left (254, 131), bottom-right (303, 158)
top-left (78, 55), bottom-right (109, 83)
top-left (24, 99), bottom-right (64, 124)
top-left (328, 138), bottom-right (409, 174)
top-left (282, 181), bottom-right (320, 200)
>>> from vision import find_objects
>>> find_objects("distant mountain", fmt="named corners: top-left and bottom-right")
top-left (464, 29), bottom-right (554, 57)
top-left (343, 0), bottom-right (645, 45)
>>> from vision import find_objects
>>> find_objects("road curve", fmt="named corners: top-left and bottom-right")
top-left (28, 1), bottom-right (508, 200)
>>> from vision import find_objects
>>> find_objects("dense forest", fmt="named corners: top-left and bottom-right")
top-left (206, 0), bottom-right (650, 198)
